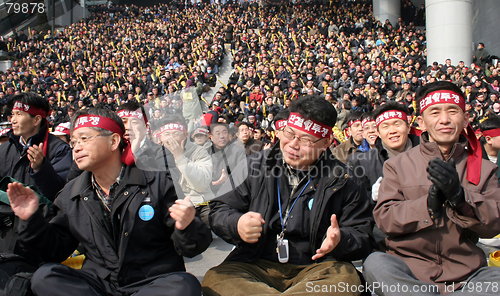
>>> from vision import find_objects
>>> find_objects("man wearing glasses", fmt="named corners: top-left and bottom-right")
top-left (203, 98), bottom-right (374, 295)
top-left (7, 108), bottom-right (211, 296)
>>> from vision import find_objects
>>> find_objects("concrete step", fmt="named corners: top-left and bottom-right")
top-left (184, 234), bottom-right (233, 283)
top-left (200, 47), bottom-right (234, 105)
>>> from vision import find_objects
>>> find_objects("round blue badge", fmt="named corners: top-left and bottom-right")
top-left (308, 198), bottom-right (314, 210)
top-left (139, 205), bottom-right (154, 221)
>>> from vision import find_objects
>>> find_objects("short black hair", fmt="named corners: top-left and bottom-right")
top-left (210, 123), bottom-right (229, 133)
top-left (480, 116), bottom-right (500, 131)
top-left (416, 81), bottom-right (464, 115)
top-left (479, 115), bottom-right (500, 144)
top-left (342, 100), bottom-right (352, 110)
top-left (117, 101), bottom-right (147, 120)
top-left (346, 111), bottom-right (364, 124)
top-left (373, 102), bottom-right (409, 118)
top-left (236, 121), bottom-right (252, 129)
top-left (360, 111), bottom-right (375, 122)
top-left (71, 107), bottom-right (126, 150)
top-left (160, 114), bottom-right (188, 128)
top-left (289, 97), bottom-right (337, 127)
top-left (8, 92), bottom-right (50, 117)
top-left (372, 102), bottom-right (409, 126)
top-left (273, 109), bottom-right (291, 125)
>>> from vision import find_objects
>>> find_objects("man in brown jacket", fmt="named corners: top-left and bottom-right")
top-left (331, 111), bottom-right (364, 163)
top-left (363, 81), bottom-right (500, 295)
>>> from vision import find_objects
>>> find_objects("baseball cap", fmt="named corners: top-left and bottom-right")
top-left (193, 127), bottom-right (209, 136)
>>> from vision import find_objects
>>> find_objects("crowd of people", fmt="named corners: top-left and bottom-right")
top-left (0, 0), bottom-right (500, 296)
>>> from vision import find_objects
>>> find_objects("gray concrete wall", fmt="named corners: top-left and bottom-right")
top-left (0, 60), bottom-right (13, 73)
top-left (44, 0), bottom-right (89, 28)
top-left (373, 0), bottom-right (401, 25)
top-left (472, 0), bottom-right (500, 59)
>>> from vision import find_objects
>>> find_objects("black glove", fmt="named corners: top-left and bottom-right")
top-left (426, 158), bottom-right (465, 208)
top-left (427, 185), bottom-right (446, 220)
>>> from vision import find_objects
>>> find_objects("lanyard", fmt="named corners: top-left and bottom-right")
top-left (277, 177), bottom-right (312, 233)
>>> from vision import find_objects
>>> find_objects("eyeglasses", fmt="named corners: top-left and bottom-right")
top-left (282, 127), bottom-right (323, 147)
top-left (70, 134), bottom-right (110, 148)
top-left (363, 125), bottom-right (377, 132)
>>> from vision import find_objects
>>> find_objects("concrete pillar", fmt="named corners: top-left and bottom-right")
top-left (373, 0), bottom-right (400, 26)
top-left (82, 0), bottom-right (86, 19)
top-left (426, 0), bottom-right (473, 66)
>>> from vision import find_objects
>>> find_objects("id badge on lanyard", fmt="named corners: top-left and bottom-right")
top-left (276, 177), bottom-right (312, 263)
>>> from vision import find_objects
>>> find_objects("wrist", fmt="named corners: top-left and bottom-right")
top-left (427, 206), bottom-right (443, 220)
top-left (448, 187), bottom-right (465, 208)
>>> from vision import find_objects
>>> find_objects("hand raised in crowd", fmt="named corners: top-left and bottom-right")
top-left (312, 214), bottom-right (341, 261)
top-left (164, 136), bottom-right (185, 160)
top-left (212, 169), bottom-right (228, 186)
top-left (168, 196), bottom-right (196, 231)
top-left (263, 143), bottom-right (272, 150)
top-left (427, 158), bottom-right (465, 208)
top-left (237, 211), bottom-right (265, 243)
top-left (129, 124), bottom-right (143, 153)
top-left (27, 143), bottom-right (44, 172)
top-left (6, 182), bottom-right (39, 221)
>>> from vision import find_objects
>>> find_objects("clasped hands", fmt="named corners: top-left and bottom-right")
top-left (426, 158), bottom-right (465, 220)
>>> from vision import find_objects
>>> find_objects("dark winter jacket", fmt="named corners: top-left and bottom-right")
top-left (346, 134), bottom-right (420, 197)
top-left (0, 121), bottom-right (72, 200)
top-left (17, 165), bottom-right (212, 287)
top-left (209, 144), bottom-right (374, 264)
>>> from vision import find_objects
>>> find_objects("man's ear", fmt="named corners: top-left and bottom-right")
top-left (463, 111), bottom-right (470, 129)
top-left (485, 135), bottom-right (493, 146)
top-left (110, 134), bottom-right (121, 152)
top-left (417, 115), bottom-right (426, 132)
top-left (322, 133), bottom-right (334, 149)
top-left (34, 115), bottom-right (43, 127)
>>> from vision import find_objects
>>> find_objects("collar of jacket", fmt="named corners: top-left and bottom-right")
top-left (419, 132), bottom-right (467, 162)
top-left (265, 141), bottom-right (350, 188)
top-left (69, 165), bottom-right (149, 200)
top-left (347, 137), bottom-right (359, 153)
top-left (358, 139), bottom-right (371, 152)
top-left (9, 119), bottom-right (48, 152)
